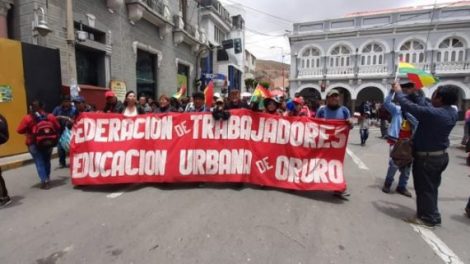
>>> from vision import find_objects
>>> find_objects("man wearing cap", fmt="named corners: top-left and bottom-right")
top-left (73, 96), bottom-right (92, 114)
top-left (393, 82), bottom-right (459, 227)
top-left (316, 89), bottom-right (353, 199)
top-left (316, 89), bottom-right (352, 123)
top-left (264, 97), bottom-right (282, 116)
top-left (103, 91), bottom-right (124, 113)
top-left (52, 95), bottom-right (79, 168)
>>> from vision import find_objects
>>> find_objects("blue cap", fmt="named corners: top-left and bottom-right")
top-left (72, 96), bottom-right (85, 103)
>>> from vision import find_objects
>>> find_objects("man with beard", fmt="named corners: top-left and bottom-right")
top-left (316, 89), bottom-right (353, 200)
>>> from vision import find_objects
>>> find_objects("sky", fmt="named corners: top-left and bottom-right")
top-left (218, 0), bottom-right (458, 63)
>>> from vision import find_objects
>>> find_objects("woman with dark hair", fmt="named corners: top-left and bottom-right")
top-left (155, 95), bottom-right (177, 113)
top-left (122, 91), bottom-right (144, 117)
top-left (264, 97), bottom-right (282, 116)
top-left (17, 100), bottom-right (60, 189)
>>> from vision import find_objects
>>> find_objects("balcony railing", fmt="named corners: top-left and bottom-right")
top-left (327, 66), bottom-right (354, 77)
top-left (199, 0), bottom-right (232, 25)
top-left (126, 0), bottom-right (173, 38)
top-left (298, 68), bottom-right (323, 78)
top-left (358, 65), bottom-right (389, 76)
top-left (435, 62), bottom-right (470, 74)
top-left (144, 0), bottom-right (164, 15)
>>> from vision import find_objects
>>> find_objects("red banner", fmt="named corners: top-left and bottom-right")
top-left (70, 110), bottom-right (350, 191)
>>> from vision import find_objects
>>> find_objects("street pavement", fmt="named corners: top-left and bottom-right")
top-left (0, 124), bottom-right (469, 264)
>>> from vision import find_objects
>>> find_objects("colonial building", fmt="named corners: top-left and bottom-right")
top-left (1, 0), bottom-right (207, 106)
top-left (288, 1), bottom-right (470, 117)
top-left (199, 0), bottom-right (247, 93)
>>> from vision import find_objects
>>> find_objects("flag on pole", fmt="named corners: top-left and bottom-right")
top-left (204, 80), bottom-right (214, 108)
top-left (250, 84), bottom-right (272, 109)
top-left (250, 84), bottom-right (271, 103)
top-left (398, 62), bottom-right (439, 89)
top-left (173, 83), bottom-right (187, 99)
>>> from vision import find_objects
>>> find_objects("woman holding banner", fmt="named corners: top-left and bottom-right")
top-left (122, 91), bottom-right (144, 117)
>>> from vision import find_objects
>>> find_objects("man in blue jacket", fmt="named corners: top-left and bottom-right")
top-left (382, 91), bottom-right (412, 197)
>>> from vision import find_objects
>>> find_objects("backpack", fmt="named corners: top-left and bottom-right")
top-left (32, 113), bottom-right (58, 149)
top-left (0, 114), bottom-right (9, 145)
top-left (390, 138), bottom-right (413, 167)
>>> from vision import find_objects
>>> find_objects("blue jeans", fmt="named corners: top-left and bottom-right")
top-left (28, 145), bottom-right (53, 183)
top-left (384, 146), bottom-right (410, 189)
top-left (360, 129), bottom-right (369, 144)
top-left (57, 142), bottom-right (67, 166)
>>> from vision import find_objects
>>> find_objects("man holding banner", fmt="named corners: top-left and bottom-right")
top-left (316, 89), bottom-right (353, 199)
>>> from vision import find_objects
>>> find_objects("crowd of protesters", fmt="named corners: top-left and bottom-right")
top-left (1, 82), bottom-right (469, 221)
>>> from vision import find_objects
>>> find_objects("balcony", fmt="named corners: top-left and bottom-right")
top-left (126, 0), bottom-right (173, 39)
top-left (435, 62), bottom-right (470, 74)
top-left (326, 66), bottom-right (354, 78)
top-left (298, 68), bottom-right (323, 79)
top-left (358, 65), bottom-right (389, 76)
top-left (173, 15), bottom-right (205, 52)
top-left (199, 0), bottom-right (232, 27)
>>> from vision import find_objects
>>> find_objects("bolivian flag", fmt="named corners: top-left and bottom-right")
top-left (398, 62), bottom-right (439, 89)
top-left (250, 84), bottom-right (272, 109)
top-left (204, 80), bottom-right (214, 107)
top-left (172, 83), bottom-right (187, 99)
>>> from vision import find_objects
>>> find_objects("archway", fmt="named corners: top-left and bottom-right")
top-left (356, 87), bottom-right (384, 109)
top-left (299, 88), bottom-right (322, 112)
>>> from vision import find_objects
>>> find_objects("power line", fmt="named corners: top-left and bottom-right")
top-left (245, 27), bottom-right (287, 37)
top-left (221, 0), bottom-right (295, 24)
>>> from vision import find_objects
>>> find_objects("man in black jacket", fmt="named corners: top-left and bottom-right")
top-left (393, 83), bottom-right (458, 227)
top-left (0, 113), bottom-right (11, 208)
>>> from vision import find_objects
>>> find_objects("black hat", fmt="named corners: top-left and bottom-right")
top-left (399, 79), bottom-right (415, 89)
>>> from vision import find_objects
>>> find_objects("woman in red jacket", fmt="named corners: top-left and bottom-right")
top-left (17, 100), bottom-right (60, 190)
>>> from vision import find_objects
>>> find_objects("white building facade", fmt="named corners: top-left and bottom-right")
top-left (199, 0), bottom-right (246, 93)
top-left (288, 2), bottom-right (470, 117)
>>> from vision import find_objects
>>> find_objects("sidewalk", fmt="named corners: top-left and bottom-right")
top-left (0, 149), bottom-right (58, 172)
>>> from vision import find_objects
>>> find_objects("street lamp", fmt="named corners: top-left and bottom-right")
top-left (32, 4), bottom-right (52, 45)
top-left (270, 46), bottom-right (286, 90)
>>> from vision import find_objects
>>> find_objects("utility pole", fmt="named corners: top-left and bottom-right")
top-left (270, 46), bottom-right (285, 90)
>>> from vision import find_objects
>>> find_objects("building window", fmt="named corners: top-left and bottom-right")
top-left (75, 46), bottom-right (106, 87)
top-left (361, 43), bottom-right (384, 65)
top-left (136, 50), bottom-right (157, 99)
top-left (177, 63), bottom-right (190, 94)
top-left (329, 45), bottom-right (352, 67)
top-left (214, 25), bottom-right (226, 44)
top-left (436, 37), bottom-right (466, 63)
top-left (74, 21), bottom-right (106, 44)
top-left (300, 47), bottom-right (321, 69)
top-left (399, 40), bottom-right (425, 64)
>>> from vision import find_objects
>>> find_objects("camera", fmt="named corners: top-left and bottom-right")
top-left (212, 104), bottom-right (230, 121)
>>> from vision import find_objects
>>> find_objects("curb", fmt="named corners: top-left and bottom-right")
top-left (1, 153), bottom-right (59, 172)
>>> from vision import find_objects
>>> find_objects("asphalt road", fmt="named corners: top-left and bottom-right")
top-left (1, 124), bottom-right (469, 264)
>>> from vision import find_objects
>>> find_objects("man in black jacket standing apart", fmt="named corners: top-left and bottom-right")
top-left (393, 83), bottom-right (458, 227)
top-left (0, 113), bottom-right (11, 208)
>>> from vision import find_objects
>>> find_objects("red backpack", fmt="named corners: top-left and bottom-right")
top-left (32, 113), bottom-right (58, 149)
